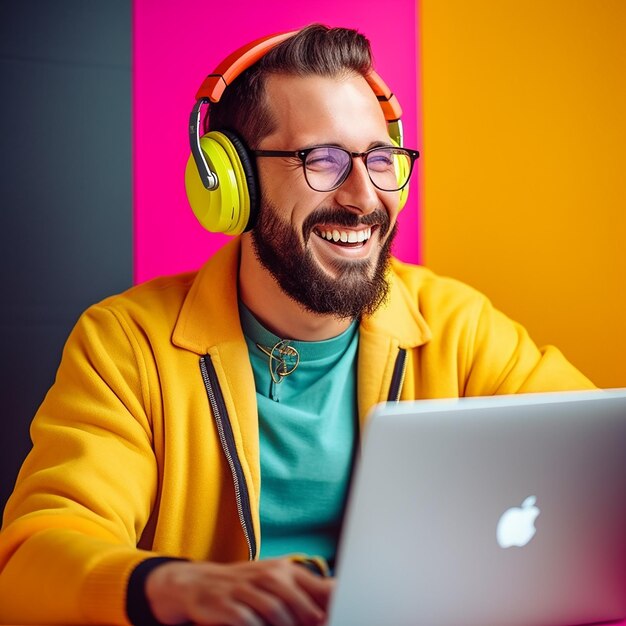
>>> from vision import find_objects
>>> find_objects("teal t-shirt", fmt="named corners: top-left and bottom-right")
top-left (239, 303), bottom-right (358, 563)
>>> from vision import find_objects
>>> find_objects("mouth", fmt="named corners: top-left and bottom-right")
top-left (312, 225), bottom-right (375, 248)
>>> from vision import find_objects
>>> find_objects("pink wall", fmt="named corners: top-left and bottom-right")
top-left (133, 0), bottom-right (420, 283)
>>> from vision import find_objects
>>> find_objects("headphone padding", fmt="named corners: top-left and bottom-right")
top-left (219, 130), bottom-right (259, 231)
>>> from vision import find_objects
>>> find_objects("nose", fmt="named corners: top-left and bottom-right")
top-left (334, 157), bottom-right (381, 215)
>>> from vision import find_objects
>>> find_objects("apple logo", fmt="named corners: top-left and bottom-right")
top-left (496, 496), bottom-right (541, 548)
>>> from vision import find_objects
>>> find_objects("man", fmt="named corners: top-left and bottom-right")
top-left (0, 25), bottom-right (593, 626)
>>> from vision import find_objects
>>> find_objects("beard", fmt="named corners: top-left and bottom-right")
top-left (250, 197), bottom-right (398, 320)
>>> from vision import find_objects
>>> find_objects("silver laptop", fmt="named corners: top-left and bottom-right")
top-left (328, 389), bottom-right (626, 626)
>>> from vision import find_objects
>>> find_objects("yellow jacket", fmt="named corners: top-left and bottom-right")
top-left (0, 239), bottom-right (594, 624)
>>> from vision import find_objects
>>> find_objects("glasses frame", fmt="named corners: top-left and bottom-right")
top-left (253, 145), bottom-right (420, 193)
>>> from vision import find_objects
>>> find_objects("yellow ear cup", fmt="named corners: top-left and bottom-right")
top-left (184, 131), bottom-right (250, 235)
top-left (390, 136), bottom-right (410, 212)
top-left (397, 162), bottom-right (410, 212)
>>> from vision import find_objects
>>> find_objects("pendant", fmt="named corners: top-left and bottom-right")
top-left (256, 339), bottom-right (300, 384)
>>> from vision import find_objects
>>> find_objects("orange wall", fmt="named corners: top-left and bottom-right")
top-left (420, 0), bottom-right (626, 388)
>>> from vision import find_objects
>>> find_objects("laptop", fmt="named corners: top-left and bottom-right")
top-left (328, 389), bottom-right (626, 626)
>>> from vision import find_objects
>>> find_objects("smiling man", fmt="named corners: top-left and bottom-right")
top-left (241, 71), bottom-right (400, 335)
top-left (0, 24), bottom-right (594, 626)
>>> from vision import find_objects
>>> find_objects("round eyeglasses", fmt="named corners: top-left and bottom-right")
top-left (253, 145), bottom-right (420, 193)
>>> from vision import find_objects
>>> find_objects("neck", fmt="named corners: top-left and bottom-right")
top-left (238, 233), bottom-right (353, 341)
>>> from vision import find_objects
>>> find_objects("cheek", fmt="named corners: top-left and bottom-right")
top-left (259, 171), bottom-right (309, 221)
top-left (291, 203), bottom-right (315, 239)
top-left (292, 191), bottom-right (338, 237)
top-left (384, 191), bottom-right (401, 220)
top-left (258, 160), bottom-right (307, 198)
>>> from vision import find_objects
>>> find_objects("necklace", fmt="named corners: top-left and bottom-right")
top-left (256, 339), bottom-right (300, 384)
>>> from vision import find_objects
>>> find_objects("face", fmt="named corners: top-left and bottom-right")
top-left (251, 73), bottom-right (402, 319)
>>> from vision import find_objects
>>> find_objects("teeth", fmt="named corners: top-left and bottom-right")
top-left (316, 226), bottom-right (372, 244)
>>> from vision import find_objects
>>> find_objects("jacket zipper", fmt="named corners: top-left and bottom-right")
top-left (200, 355), bottom-right (257, 560)
top-left (387, 348), bottom-right (407, 401)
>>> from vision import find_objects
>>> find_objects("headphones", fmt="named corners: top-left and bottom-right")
top-left (185, 30), bottom-right (408, 236)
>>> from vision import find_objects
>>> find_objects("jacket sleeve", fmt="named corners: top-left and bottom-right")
top-left (0, 303), bottom-right (163, 625)
top-left (463, 295), bottom-right (596, 395)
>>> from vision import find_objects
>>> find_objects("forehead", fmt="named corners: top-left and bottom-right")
top-left (261, 73), bottom-right (389, 149)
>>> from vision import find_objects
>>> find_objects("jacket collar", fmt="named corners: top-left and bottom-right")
top-left (172, 238), bottom-right (432, 353)
top-left (172, 238), bottom-right (244, 354)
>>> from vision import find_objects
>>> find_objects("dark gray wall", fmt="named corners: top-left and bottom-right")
top-left (0, 2), bottom-right (132, 513)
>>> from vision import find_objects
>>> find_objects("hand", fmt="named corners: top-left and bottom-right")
top-left (144, 558), bottom-right (335, 626)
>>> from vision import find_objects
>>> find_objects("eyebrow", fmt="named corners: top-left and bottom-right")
top-left (298, 140), bottom-right (395, 152)
top-left (368, 140), bottom-right (395, 149)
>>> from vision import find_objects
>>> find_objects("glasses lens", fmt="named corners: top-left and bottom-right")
top-left (304, 147), bottom-right (351, 192)
top-left (366, 147), bottom-right (413, 191)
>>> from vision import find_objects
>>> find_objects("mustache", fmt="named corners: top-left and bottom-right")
top-left (302, 207), bottom-right (390, 242)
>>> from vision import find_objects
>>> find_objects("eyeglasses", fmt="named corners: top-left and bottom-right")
top-left (253, 145), bottom-right (420, 193)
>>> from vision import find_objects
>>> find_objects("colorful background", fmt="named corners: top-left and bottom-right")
top-left (132, 0), bottom-right (420, 282)
top-left (420, 0), bottom-right (626, 391)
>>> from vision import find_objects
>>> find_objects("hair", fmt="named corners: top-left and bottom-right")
top-left (207, 24), bottom-right (374, 148)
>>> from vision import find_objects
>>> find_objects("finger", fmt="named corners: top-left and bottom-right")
top-left (257, 569), bottom-right (328, 625)
top-left (233, 585), bottom-right (297, 626)
top-left (292, 567), bottom-right (335, 610)
top-left (187, 595), bottom-right (265, 626)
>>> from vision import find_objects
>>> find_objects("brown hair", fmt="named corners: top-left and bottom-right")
top-left (207, 24), bottom-right (374, 148)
